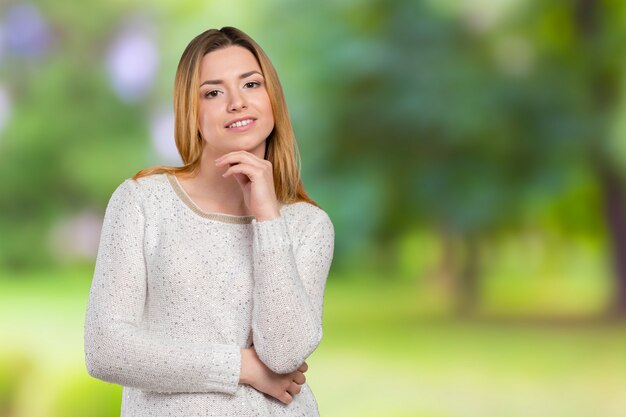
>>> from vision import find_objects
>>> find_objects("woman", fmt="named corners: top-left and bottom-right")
top-left (84, 26), bottom-right (335, 416)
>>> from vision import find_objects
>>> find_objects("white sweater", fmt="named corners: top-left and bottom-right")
top-left (83, 173), bottom-right (335, 416)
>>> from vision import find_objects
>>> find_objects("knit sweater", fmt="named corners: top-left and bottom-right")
top-left (83, 173), bottom-right (335, 417)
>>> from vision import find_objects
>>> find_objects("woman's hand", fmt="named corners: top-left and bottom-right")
top-left (240, 347), bottom-right (308, 405)
top-left (214, 151), bottom-right (280, 221)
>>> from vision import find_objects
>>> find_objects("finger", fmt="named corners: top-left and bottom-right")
top-left (215, 151), bottom-right (267, 168)
top-left (292, 371), bottom-right (306, 385)
top-left (298, 362), bottom-right (308, 373)
top-left (215, 149), bottom-right (251, 162)
top-left (279, 392), bottom-right (293, 405)
top-left (222, 164), bottom-right (263, 179)
top-left (286, 381), bottom-right (302, 396)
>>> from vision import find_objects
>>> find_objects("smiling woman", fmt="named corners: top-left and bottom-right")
top-left (132, 27), bottom-right (309, 208)
top-left (196, 46), bottom-right (275, 175)
top-left (83, 26), bottom-right (335, 417)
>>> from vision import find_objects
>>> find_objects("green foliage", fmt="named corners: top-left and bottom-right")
top-left (263, 0), bottom-right (623, 246)
top-left (0, 0), bottom-right (623, 313)
top-left (0, 3), bottom-right (149, 268)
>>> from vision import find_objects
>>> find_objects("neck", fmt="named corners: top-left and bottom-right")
top-left (179, 141), bottom-right (267, 214)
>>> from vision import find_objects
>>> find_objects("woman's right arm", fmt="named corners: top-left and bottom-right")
top-left (84, 179), bottom-right (242, 394)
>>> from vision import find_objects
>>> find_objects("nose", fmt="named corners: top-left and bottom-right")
top-left (228, 90), bottom-right (247, 112)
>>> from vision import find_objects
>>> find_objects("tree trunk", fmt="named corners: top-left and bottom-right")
top-left (456, 233), bottom-right (480, 317)
top-left (436, 229), bottom-right (481, 317)
top-left (436, 229), bottom-right (457, 305)
top-left (597, 163), bottom-right (626, 316)
top-left (575, 0), bottom-right (626, 316)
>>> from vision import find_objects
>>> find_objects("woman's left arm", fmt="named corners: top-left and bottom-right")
top-left (250, 209), bottom-right (335, 374)
top-left (216, 151), bottom-right (335, 374)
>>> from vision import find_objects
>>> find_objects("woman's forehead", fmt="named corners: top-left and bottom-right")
top-left (199, 46), bottom-right (261, 78)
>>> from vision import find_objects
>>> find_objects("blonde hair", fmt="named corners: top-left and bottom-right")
top-left (133, 26), bottom-right (318, 207)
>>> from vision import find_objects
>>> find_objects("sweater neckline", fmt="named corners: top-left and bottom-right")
top-left (166, 173), bottom-right (257, 224)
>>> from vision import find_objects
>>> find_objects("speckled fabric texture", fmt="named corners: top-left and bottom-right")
top-left (83, 173), bottom-right (335, 416)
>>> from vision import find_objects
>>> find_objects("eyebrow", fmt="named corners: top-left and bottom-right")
top-left (199, 70), bottom-right (263, 87)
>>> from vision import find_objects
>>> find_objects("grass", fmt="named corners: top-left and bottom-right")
top-left (1, 267), bottom-right (625, 416)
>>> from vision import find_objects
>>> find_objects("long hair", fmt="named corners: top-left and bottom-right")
top-left (133, 26), bottom-right (318, 207)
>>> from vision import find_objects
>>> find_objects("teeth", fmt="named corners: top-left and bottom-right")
top-left (228, 119), bottom-right (253, 128)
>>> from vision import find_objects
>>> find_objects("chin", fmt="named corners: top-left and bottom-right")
top-left (232, 137), bottom-right (268, 154)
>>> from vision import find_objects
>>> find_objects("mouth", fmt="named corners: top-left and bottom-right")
top-left (226, 118), bottom-right (256, 129)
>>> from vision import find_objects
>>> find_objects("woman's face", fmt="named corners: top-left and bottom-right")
top-left (197, 45), bottom-right (274, 158)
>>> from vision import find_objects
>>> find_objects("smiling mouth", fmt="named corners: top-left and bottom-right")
top-left (226, 119), bottom-right (255, 129)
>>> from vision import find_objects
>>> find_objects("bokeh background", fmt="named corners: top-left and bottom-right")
top-left (1, 0), bottom-right (626, 416)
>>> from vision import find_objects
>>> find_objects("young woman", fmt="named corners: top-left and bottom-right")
top-left (84, 26), bottom-right (335, 416)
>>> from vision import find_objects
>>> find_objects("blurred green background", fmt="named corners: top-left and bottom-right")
top-left (1, 0), bottom-right (626, 416)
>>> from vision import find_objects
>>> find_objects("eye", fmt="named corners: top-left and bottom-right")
top-left (244, 81), bottom-right (261, 88)
top-left (204, 90), bottom-right (221, 99)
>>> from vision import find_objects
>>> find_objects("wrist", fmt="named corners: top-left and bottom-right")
top-left (255, 208), bottom-right (281, 222)
top-left (239, 348), bottom-right (251, 385)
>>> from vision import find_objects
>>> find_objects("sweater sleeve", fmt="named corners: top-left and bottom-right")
top-left (84, 179), bottom-right (241, 394)
top-left (250, 207), bottom-right (335, 374)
